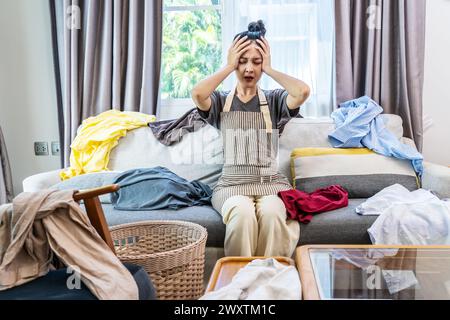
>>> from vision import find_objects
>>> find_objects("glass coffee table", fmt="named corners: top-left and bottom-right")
top-left (296, 245), bottom-right (450, 300)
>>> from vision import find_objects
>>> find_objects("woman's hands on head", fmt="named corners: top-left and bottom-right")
top-left (227, 36), bottom-right (252, 70)
top-left (255, 37), bottom-right (272, 73)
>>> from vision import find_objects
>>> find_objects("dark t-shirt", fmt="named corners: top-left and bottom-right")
top-left (196, 89), bottom-right (300, 131)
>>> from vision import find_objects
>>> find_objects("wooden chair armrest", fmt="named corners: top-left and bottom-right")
top-left (73, 184), bottom-right (120, 201)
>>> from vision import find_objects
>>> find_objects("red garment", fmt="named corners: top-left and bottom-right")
top-left (278, 185), bottom-right (349, 224)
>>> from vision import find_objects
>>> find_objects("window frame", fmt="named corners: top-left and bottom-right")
top-left (160, 1), bottom-right (224, 119)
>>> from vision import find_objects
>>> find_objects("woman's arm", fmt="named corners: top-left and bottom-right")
top-left (256, 38), bottom-right (310, 110)
top-left (191, 65), bottom-right (234, 111)
top-left (192, 36), bottom-right (251, 111)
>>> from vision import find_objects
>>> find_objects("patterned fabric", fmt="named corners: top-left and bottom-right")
top-left (210, 87), bottom-right (293, 212)
top-left (197, 89), bottom-right (300, 132)
top-left (291, 148), bottom-right (419, 199)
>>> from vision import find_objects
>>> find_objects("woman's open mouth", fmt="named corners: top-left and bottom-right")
top-left (244, 76), bottom-right (254, 81)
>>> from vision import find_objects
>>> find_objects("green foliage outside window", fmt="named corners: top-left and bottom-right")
top-left (161, 1), bottom-right (222, 99)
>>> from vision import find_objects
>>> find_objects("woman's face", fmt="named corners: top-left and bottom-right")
top-left (235, 42), bottom-right (263, 88)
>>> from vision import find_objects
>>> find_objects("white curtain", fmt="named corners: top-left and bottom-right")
top-left (222, 0), bottom-right (335, 118)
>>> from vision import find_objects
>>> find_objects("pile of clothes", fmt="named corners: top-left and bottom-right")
top-left (111, 166), bottom-right (212, 211)
top-left (357, 184), bottom-right (450, 245)
top-left (200, 258), bottom-right (301, 300)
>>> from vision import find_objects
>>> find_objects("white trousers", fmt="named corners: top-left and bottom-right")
top-left (221, 195), bottom-right (300, 257)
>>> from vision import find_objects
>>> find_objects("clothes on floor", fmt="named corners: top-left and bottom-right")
top-left (60, 110), bottom-right (156, 180)
top-left (362, 185), bottom-right (450, 245)
top-left (329, 96), bottom-right (423, 177)
top-left (111, 167), bottom-right (212, 211)
top-left (220, 195), bottom-right (299, 257)
top-left (0, 190), bottom-right (138, 300)
top-left (200, 258), bottom-right (302, 300)
top-left (278, 185), bottom-right (349, 224)
top-left (148, 108), bottom-right (208, 146)
top-left (356, 183), bottom-right (440, 216)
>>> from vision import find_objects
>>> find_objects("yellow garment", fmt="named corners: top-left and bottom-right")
top-left (60, 110), bottom-right (156, 180)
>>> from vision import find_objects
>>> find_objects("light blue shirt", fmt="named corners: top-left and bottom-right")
top-left (329, 96), bottom-right (423, 177)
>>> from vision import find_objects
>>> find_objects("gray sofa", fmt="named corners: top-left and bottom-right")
top-left (23, 115), bottom-right (450, 253)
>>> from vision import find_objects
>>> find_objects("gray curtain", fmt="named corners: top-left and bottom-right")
top-left (49, 0), bottom-right (163, 166)
top-left (0, 127), bottom-right (13, 204)
top-left (335, 0), bottom-right (426, 151)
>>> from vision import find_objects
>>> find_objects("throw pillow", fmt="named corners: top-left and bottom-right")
top-left (290, 148), bottom-right (419, 198)
top-left (51, 171), bottom-right (121, 203)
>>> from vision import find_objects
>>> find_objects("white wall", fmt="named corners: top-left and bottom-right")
top-left (423, 0), bottom-right (450, 166)
top-left (0, 0), bottom-right (60, 195)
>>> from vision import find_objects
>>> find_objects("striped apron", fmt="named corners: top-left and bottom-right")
top-left (211, 86), bottom-right (293, 212)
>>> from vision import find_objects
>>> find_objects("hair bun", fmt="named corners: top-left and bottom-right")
top-left (247, 20), bottom-right (266, 39)
top-left (233, 20), bottom-right (266, 41)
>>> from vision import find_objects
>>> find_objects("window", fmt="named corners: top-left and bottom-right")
top-left (160, 0), bottom-right (223, 119)
top-left (161, 0), bottom-right (335, 119)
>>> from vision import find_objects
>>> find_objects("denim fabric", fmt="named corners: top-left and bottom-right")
top-left (111, 167), bottom-right (213, 210)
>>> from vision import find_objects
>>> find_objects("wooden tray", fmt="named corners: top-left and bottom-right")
top-left (205, 256), bottom-right (295, 293)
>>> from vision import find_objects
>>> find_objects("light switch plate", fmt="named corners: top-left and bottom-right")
top-left (51, 141), bottom-right (60, 156)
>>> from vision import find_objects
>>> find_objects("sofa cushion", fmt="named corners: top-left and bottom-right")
top-left (298, 199), bottom-right (377, 245)
top-left (108, 126), bottom-right (223, 188)
top-left (51, 171), bottom-right (121, 203)
top-left (291, 147), bottom-right (419, 198)
top-left (278, 114), bottom-right (404, 183)
top-left (103, 200), bottom-right (378, 248)
top-left (102, 204), bottom-right (225, 247)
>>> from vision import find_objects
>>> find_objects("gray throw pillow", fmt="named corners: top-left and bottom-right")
top-left (291, 148), bottom-right (419, 198)
top-left (51, 172), bottom-right (120, 203)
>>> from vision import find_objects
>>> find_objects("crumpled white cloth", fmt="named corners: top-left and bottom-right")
top-left (356, 184), bottom-right (439, 216)
top-left (366, 190), bottom-right (450, 245)
top-left (382, 270), bottom-right (419, 295)
top-left (331, 248), bottom-right (399, 270)
top-left (201, 258), bottom-right (301, 300)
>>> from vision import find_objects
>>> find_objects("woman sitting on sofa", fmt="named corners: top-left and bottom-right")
top-left (191, 20), bottom-right (310, 257)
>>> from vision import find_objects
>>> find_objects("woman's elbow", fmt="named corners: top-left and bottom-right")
top-left (293, 84), bottom-right (310, 106)
top-left (191, 87), bottom-right (200, 100)
top-left (302, 84), bottom-right (311, 101)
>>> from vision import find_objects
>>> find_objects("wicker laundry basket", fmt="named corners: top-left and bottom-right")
top-left (110, 220), bottom-right (208, 300)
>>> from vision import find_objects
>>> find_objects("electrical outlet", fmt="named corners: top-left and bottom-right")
top-left (34, 142), bottom-right (49, 156)
top-left (51, 141), bottom-right (60, 156)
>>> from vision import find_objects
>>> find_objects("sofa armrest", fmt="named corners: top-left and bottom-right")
top-left (422, 161), bottom-right (450, 198)
top-left (22, 169), bottom-right (63, 192)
